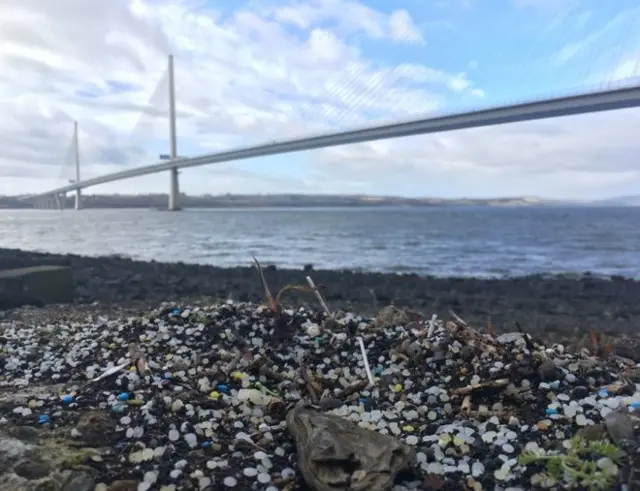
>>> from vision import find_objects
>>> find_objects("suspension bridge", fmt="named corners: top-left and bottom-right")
top-left (25, 55), bottom-right (640, 211)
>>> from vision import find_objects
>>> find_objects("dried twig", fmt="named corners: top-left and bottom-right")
top-left (259, 364), bottom-right (288, 382)
top-left (426, 313), bottom-right (438, 338)
top-left (452, 378), bottom-right (510, 396)
top-left (333, 379), bottom-right (368, 400)
top-left (357, 336), bottom-right (375, 387)
top-left (369, 289), bottom-right (378, 310)
top-left (300, 362), bottom-right (319, 404)
top-left (306, 276), bottom-right (332, 317)
top-left (449, 310), bottom-right (468, 327)
top-left (461, 394), bottom-right (472, 412)
top-left (487, 317), bottom-right (495, 337)
top-left (225, 350), bottom-right (244, 374)
top-left (253, 256), bottom-right (279, 314)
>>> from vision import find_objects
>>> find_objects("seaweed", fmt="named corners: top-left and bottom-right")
top-left (519, 436), bottom-right (625, 490)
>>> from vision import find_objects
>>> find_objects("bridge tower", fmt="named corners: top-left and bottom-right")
top-left (73, 121), bottom-right (82, 210)
top-left (167, 54), bottom-right (181, 211)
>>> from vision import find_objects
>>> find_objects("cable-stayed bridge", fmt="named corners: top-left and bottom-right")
top-left (26, 55), bottom-right (640, 211)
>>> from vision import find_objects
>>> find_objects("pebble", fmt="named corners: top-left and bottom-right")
top-left (223, 476), bottom-right (237, 487)
top-left (0, 301), bottom-right (638, 490)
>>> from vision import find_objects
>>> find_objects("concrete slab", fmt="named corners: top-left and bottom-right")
top-left (0, 265), bottom-right (74, 310)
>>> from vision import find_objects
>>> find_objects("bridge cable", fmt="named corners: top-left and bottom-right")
top-left (56, 131), bottom-right (76, 183)
top-left (112, 67), bottom-right (169, 168)
top-left (602, 17), bottom-right (634, 89)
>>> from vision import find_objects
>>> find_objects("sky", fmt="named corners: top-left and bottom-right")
top-left (1, 0), bottom-right (640, 199)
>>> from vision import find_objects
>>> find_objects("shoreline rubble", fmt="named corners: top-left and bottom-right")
top-left (3, 246), bottom-right (640, 338)
top-left (0, 301), bottom-right (639, 490)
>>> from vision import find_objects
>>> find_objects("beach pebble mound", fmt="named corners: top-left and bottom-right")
top-left (0, 301), bottom-right (639, 490)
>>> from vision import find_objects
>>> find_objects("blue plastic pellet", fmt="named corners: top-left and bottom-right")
top-left (118, 392), bottom-right (129, 402)
top-left (38, 415), bottom-right (51, 424)
top-left (217, 384), bottom-right (228, 393)
top-left (545, 408), bottom-right (559, 415)
top-left (61, 395), bottom-right (73, 403)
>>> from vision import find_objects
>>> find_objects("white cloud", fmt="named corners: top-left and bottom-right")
top-left (388, 10), bottom-right (425, 45)
top-left (0, 0), bottom-right (638, 200)
top-left (268, 0), bottom-right (424, 44)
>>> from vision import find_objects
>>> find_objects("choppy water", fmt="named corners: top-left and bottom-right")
top-left (1, 206), bottom-right (639, 278)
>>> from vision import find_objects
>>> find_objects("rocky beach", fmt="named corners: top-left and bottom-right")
top-left (1, 247), bottom-right (640, 490)
top-left (2, 247), bottom-right (640, 340)
top-left (0, 300), bottom-right (639, 491)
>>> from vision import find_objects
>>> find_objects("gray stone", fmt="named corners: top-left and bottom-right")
top-left (14, 458), bottom-right (50, 479)
top-left (62, 472), bottom-right (95, 491)
top-left (0, 437), bottom-right (30, 473)
top-left (0, 265), bottom-right (73, 309)
top-left (9, 426), bottom-right (39, 443)
top-left (604, 411), bottom-right (636, 449)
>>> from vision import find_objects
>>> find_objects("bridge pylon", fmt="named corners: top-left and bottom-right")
top-left (73, 121), bottom-right (82, 210)
top-left (167, 54), bottom-right (181, 211)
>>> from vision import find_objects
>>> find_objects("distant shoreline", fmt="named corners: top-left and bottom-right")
top-left (1, 192), bottom-right (631, 209)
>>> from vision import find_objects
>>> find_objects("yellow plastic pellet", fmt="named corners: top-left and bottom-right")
top-left (393, 384), bottom-right (403, 393)
top-left (209, 391), bottom-right (220, 400)
top-left (402, 425), bottom-right (414, 432)
top-left (439, 434), bottom-right (452, 445)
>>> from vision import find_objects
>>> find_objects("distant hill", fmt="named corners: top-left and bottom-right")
top-left (0, 193), bottom-right (577, 209)
top-left (0, 193), bottom-right (634, 209)
top-left (594, 195), bottom-right (640, 207)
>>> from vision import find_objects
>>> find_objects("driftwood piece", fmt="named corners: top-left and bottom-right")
top-left (286, 403), bottom-right (414, 491)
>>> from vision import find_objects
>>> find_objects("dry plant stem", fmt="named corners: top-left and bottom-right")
top-left (234, 437), bottom-right (267, 453)
top-left (306, 276), bottom-right (332, 317)
top-left (357, 336), bottom-right (376, 387)
top-left (426, 313), bottom-right (438, 338)
top-left (225, 350), bottom-right (244, 374)
top-left (259, 364), bottom-right (288, 382)
top-left (449, 310), bottom-right (468, 327)
top-left (461, 394), bottom-right (472, 412)
top-left (452, 378), bottom-right (510, 396)
top-left (334, 379), bottom-right (368, 400)
top-left (487, 317), bottom-right (495, 337)
top-left (253, 255), bottom-right (277, 311)
top-left (300, 363), bottom-right (319, 403)
top-left (369, 289), bottom-right (378, 310)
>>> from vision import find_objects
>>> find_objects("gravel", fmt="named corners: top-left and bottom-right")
top-left (0, 301), bottom-right (639, 490)
top-left (3, 247), bottom-right (640, 340)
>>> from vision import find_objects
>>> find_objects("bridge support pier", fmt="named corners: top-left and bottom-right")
top-left (74, 189), bottom-right (82, 210)
top-left (35, 196), bottom-right (56, 210)
top-left (168, 167), bottom-right (181, 211)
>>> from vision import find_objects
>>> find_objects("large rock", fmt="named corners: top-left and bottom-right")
top-left (0, 266), bottom-right (73, 310)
